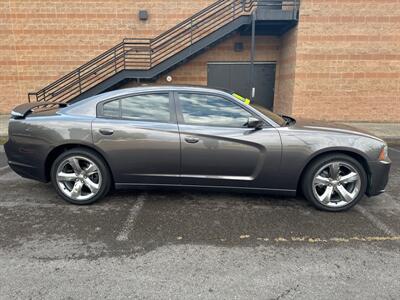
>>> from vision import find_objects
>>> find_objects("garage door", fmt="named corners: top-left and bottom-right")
top-left (207, 62), bottom-right (276, 110)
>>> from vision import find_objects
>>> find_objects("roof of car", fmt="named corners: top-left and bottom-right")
top-left (62, 85), bottom-right (234, 117)
top-left (81, 85), bottom-right (230, 103)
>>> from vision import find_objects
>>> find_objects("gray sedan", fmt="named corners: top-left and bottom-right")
top-left (4, 86), bottom-right (391, 211)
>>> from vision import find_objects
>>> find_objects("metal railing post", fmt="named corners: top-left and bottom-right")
top-left (294, 0), bottom-right (298, 20)
top-left (123, 42), bottom-right (126, 70)
top-left (78, 69), bottom-right (82, 94)
top-left (113, 49), bottom-right (117, 73)
top-left (149, 43), bottom-right (153, 69)
top-left (190, 18), bottom-right (193, 46)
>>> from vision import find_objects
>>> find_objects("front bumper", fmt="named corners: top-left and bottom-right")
top-left (366, 159), bottom-right (391, 196)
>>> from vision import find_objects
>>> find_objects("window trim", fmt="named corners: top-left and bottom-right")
top-left (96, 91), bottom-right (176, 124)
top-left (173, 91), bottom-right (270, 129)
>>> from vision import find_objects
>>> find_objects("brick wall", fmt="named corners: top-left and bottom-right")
top-left (121, 33), bottom-right (280, 88)
top-left (290, 0), bottom-right (400, 122)
top-left (1, 0), bottom-right (399, 122)
top-left (0, 0), bottom-right (214, 114)
top-left (274, 27), bottom-right (298, 115)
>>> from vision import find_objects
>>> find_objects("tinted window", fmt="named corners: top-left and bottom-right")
top-left (121, 93), bottom-right (170, 122)
top-left (178, 93), bottom-right (252, 127)
top-left (102, 100), bottom-right (120, 118)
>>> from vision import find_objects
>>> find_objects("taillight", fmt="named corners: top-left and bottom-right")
top-left (11, 110), bottom-right (24, 119)
top-left (378, 145), bottom-right (388, 161)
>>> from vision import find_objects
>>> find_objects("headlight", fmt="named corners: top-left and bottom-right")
top-left (378, 144), bottom-right (388, 161)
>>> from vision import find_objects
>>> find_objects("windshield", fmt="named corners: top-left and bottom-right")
top-left (225, 90), bottom-right (287, 126)
top-left (250, 104), bottom-right (287, 126)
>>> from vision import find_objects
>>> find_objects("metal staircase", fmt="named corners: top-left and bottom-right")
top-left (28, 0), bottom-right (298, 104)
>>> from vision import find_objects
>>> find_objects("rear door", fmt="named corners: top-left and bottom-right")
top-left (174, 92), bottom-right (282, 189)
top-left (92, 92), bottom-right (180, 185)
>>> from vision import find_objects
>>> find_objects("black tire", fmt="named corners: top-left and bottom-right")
top-left (301, 154), bottom-right (367, 212)
top-left (50, 148), bottom-right (111, 205)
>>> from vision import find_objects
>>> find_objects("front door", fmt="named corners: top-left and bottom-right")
top-left (92, 92), bottom-right (180, 185)
top-left (175, 92), bottom-right (282, 189)
top-left (207, 62), bottom-right (276, 110)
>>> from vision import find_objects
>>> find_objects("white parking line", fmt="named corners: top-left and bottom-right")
top-left (355, 205), bottom-right (398, 237)
top-left (0, 165), bottom-right (10, 176)
top-left (116, 194), bottom-right (146, 241)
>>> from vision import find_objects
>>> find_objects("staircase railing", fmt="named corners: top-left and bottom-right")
top-left (28, 0), bottom-right (299, 104)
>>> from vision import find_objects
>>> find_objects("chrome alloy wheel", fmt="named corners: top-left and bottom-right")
top-left (56, 156), bottom-right (102, 201)
top-left (312, 161), bottom-right (361, 208)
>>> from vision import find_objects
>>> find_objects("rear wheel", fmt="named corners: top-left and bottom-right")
top-left (301, 154), bottom-right (367, 211)
top-left (51, 148), bottom-right (111, 204)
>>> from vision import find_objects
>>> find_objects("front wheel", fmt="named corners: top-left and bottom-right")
top-left (302, 154), bottom-right (367, 212)
top-left (51, 148), bottom-right (111, 205)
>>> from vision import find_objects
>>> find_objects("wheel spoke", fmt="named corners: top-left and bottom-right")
top-left (57, 172), bottom-right (78, 181)
top-left (314, 175), bottom-right (330, 186)
top-left (70, 180), bottom-right (84, 199)
top-left (339, 172), bottom-right (359, 184)
top-left (68, 158), bottom-right (82, 174)
top-left (85, 163), bottom-right (98, 175)
top-left (335, 184), bottom-right (354, 202)
top-left (83, 177), bottom-right (99, 193)
top-left (319, 185), bottom-right (334, 204)
top-left (329, 162), bottom-right (340, 179)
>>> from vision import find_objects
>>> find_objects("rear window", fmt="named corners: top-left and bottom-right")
top-left (100, 93), bottom-right (171, 122)
top-left (102, 100), bottom-right (120, 118)
top-left (121, 94), bottom-right (170, 122)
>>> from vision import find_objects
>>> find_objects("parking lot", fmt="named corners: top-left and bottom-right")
top-left (0, 145), bottom-right (399, 299)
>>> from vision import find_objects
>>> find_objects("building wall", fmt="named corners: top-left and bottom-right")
top-left (290, 0), bottom-right (400, 122)
top-left (121, 33), bottom-right (280, 89)
top-left (0, 0), bottom-right (214, 113)
top-left (1, 0), bottom-right (399, 122)
top-left (274, 27), bottom-right (298, 115)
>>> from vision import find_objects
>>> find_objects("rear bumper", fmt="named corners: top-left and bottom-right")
top-left (4, 139), bottom-right (48, 182)
top-left (366, 159), bottom-right (391, 196)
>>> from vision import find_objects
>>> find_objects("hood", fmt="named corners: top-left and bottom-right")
top-left (288, 117), bottom-right (385, 143)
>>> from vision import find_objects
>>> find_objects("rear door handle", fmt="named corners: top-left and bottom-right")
top-left (184, 136), bottom-right (199, 144)
top-left (99, 128), bottom-right (114, 136)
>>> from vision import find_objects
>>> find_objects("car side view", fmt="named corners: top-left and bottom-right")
top-left (5, 86), bottom-right (391, 211)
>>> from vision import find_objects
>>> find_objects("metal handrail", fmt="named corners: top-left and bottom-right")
top-left (28, 0), bottom-right (299, 103)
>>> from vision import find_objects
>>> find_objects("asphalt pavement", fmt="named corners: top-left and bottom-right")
top-left (0, 146), bottom-right (399, 299)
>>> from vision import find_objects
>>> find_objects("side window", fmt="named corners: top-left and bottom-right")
top-left (102, 100), bottom-right (120, 118)
top-left (178, 93), bottom-right (252, 127)
top-left (121, 93), bottom-right (170, 122)
top-left (100, 93), bottom-right (171, 122)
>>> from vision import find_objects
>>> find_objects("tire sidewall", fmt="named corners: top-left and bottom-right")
top-left (50, 148), bottom-right (111, 205)
top-left (302, 154), bottom-right (367, 212)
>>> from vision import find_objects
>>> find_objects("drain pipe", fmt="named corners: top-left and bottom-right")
top-left (249, 11), bottom-right (256, 102)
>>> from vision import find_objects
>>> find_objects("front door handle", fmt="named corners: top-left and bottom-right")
top-left (99, 128), bottom-right (114, 136)
top-left (184, 136), bottom-right (199, 144)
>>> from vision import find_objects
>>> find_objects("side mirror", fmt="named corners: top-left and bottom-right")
top-left (246, 117), bottom-right (263, 130)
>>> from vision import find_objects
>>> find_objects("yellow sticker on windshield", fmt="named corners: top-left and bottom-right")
top-left (232, 93), bottom-right (251, 105)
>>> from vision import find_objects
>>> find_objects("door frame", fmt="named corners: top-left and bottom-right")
top-left (207, 61), bottom-right (277, 110)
